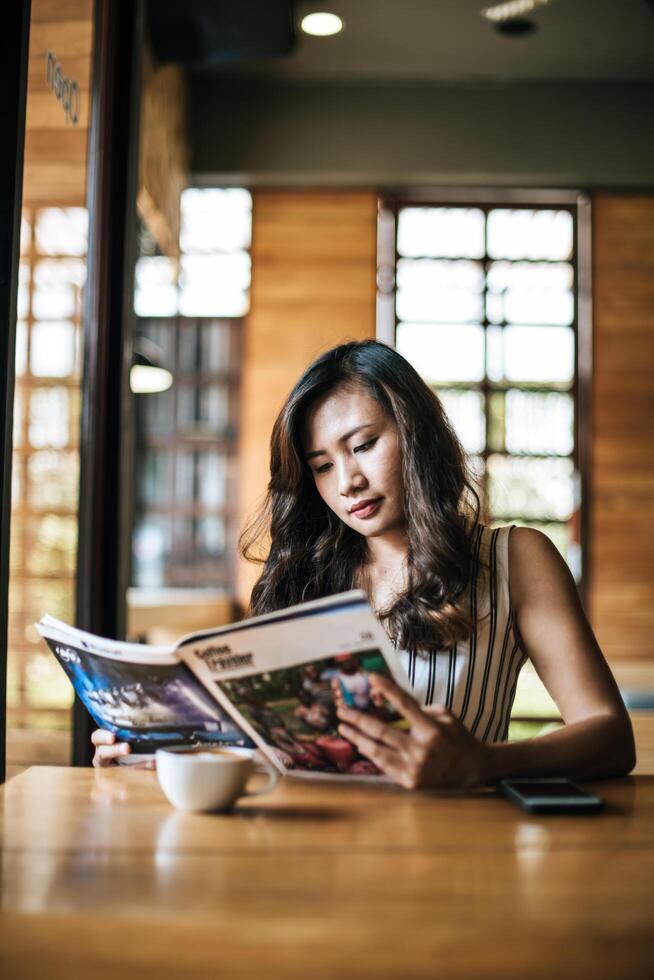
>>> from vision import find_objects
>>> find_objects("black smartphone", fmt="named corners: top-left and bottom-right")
top-left (499, 778), bottom-right (605, 814)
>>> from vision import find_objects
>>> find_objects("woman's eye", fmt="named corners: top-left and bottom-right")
top-left (315, 463), bottom-right (332, 475)
top-left (353, 438), bottom-right (377, 454)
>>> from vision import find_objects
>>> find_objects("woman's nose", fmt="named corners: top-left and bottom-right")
top-left (337, 458), bottom-right (366, 496)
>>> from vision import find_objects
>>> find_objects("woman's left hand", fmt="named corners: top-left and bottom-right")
top-left (336, 673), bottom-right (492, 790)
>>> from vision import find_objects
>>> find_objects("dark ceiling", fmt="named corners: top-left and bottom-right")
top-left (147, 0), bottom-right (296, 67)
top-left (149, 0), bottom-right (654, 83)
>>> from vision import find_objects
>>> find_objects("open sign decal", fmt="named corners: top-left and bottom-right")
top-left (46, 51), bottom-right (80, 126)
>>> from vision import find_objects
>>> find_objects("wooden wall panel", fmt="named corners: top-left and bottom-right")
top-left (25, 92), bottom-right (90, 131)
top-left (236, 191), bottom-right (378, 609)
top-left (23, 0), bottom-right (93, 206)
top-left (589, 194), bottom-right (654, 663)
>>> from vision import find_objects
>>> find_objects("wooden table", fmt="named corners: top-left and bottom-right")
top-left (1, 767), bottom-right (653, 980)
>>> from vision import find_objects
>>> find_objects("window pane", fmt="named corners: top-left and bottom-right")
top-left (134, 257), bottom-right (178, 317)
top-left (132, 517), bottom-right (172, 588)
top-left (177, 384), bottom-right (229, 433)
top-left (177, 320), bottom-right (232, 375)
top-left (173, 451), bottom-right (228, 512)
top-left (198, 452), bottom-right (227, 508)
top-left (397, 322), bottom-right (485, 383)
top-left (27, 515), bottom-right (77, 575)
top-left (22, 578), bottom-right (75, 629)
top-left (174, 450), bottom-right (193, 504)
top-left (27, 451), bottom-right (79, 509)
top-left (505, 326), bottom-right (574, 384)
top-left (398, 207), bottom-right (485, 259)
top-left (11, 456), bottom-right (22, 505)
top-left (8, 580), bottom-right (24, 635)
top-left (35, 207), bottom-right (88, 256)
top-left (486, 327), bottom-right (503, 382)
top-left (487, 455), bottom-right (575, 520)
top-left (505, 390), bottom-right (574, 455)
top-left (15, 321), bottom-right (28, 375)
top-left (20, 215), bottom-right (31, 255)
top-left (486, 261), bottom-right (574, 325)
top-left (168, 517), bottom-right (228, 583)
top-left (396, 259), bottom-right (484, 322)
top-left (17, 264), bottom-right (30, 318)
top-left (487, 325), bottom-right (574, 385)
top-left (32, 258), bottom-right (85, 320)
top-left (177, 321), bottom-right (200, 373)
top-left (180, 188), bottom-right (252, 253)
top-left (13, 388), bottom-right (23, 448)
top-left (30, 321), bottom-right (76, 377)
top-left (487, 209), bottom-right (573, 261)
top-left (26, 652), bottom-right (74, 708)
top-left (437, 389), bottom-right (486, 454)
top-left (487, 391), bottom-right (505, 453)
top-left (136, 320), bottom-right (176, 379)
top-left (141, 387), bottom-right (175, 435)
top-left (199, 321), bottom-right (231, 373)
top-left (28, 388), bottom-right (70, 448)
top-left (139, 450), bottom-right (173, 506)
top-left (179, 253), bottom-right (250, 317)
top-left (196, 516), bottom-right (226, 555)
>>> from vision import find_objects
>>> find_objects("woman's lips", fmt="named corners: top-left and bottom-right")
top-left (349, 498), bottom-right (382, 519)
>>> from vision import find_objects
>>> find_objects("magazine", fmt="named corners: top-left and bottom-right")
top-left (36, 591), bottom-right (410, 781)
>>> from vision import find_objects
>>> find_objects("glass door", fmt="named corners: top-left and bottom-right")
top-left (5, 0), bottom-right (96, 779)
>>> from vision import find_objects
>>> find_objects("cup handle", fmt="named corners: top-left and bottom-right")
top-left (245, 763), bottom-right (279, 797)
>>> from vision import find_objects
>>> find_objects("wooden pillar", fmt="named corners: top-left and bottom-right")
top-left (236, 191), bottom-right (378, 611)
top-left (589, 193), bottom-right (654, 665)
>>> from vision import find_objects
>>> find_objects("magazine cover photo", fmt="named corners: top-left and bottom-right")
top-left (43, 635), bottom-right (253, 751)
top-left (218, 649), bottom-right (408, 777)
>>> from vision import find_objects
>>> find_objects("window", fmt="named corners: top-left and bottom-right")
top-left (8, 207), bottom-right (87, 738)
top-left (132, 316), bottom-right (241, 589)
top-left (379, 199), bottom-right (584, 581)
top-left (132, 188), bottom-right (252, 591)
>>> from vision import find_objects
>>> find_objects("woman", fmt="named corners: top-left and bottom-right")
top-left (94, 340), bottom-right (635, 787)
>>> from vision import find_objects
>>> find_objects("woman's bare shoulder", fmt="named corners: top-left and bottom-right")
top-left (507, 525), bottom-right (578, 612)
top-left (508, 524), bottom-right (558, 557)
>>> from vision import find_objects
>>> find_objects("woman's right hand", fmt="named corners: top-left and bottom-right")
top-left (91, 729), bottom-right (131, 767)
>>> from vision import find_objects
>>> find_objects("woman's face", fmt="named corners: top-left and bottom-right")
top-left (302, 384), bottom-right (406, 540)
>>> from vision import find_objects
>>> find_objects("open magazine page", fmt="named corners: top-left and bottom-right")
top-left (35, 616), bottom-right (253, 753)
top-left (176, 591), bottom-right (410, 781)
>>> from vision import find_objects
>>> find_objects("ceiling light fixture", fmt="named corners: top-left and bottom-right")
top-left (300, 12), bottom-right (344, 37)
top-left (481, 0), bottom-right (552, 23)
top-left (130, 340), bottom-right (173, 395)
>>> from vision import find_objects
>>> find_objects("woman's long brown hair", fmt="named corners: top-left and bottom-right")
top-left (240, 340), bottom-right (480, 654)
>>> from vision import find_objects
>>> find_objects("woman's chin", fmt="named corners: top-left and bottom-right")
top-left (350, 517), bottom-right (402, 539)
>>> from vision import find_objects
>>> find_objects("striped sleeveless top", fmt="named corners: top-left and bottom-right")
top-left (397, 524), bottom-right (526, 744)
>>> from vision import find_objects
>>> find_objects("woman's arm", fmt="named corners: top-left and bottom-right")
top-left (335, 528), bottom-right (635, 789)
top-left (484, 527), bottom-right (636, 781)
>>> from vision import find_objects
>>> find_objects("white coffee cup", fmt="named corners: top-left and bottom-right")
top-left (156, 746), bottom-right (278, 812)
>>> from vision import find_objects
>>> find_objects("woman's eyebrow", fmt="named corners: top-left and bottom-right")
top-left (305, 423), bottom-right (376, 460)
